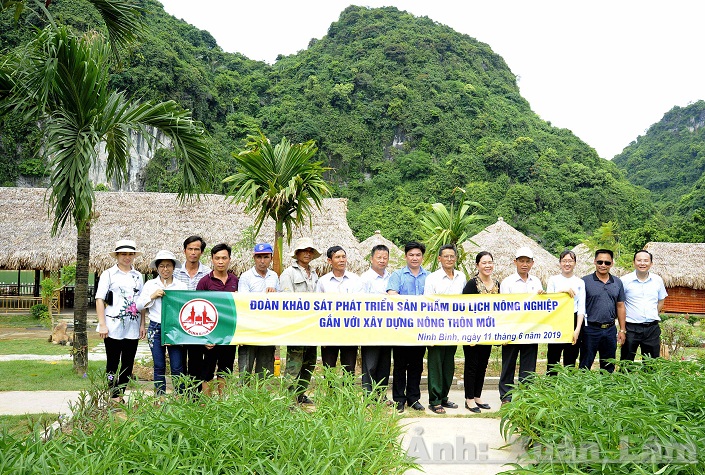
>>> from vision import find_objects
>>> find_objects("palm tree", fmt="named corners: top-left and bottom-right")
top-left (0, 25), bottom-right (212, 373)
top-left (223, 133), bottom-right (331, 274)
top-left (419, 190), bottom-right (484, 274)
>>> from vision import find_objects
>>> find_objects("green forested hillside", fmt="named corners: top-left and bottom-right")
top-left (1, 1), bottom-right (668, 253)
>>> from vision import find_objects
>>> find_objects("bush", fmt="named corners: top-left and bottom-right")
top-left (661, 317), bottom-right (701, 358)
top-left (0, 369), bottom-right (416, 474)
top-left (499, 359), bottom-right (705, 474)
top-left (30, 304), bottom-right (48, 321)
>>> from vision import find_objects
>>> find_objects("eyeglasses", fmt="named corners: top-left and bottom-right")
top-left (158, 264), bottom-right (173, 269)
top-left (596, 260), bottom-right (612, 266)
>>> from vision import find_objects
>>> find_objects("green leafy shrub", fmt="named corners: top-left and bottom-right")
top-left (30, 303), bottom-right (48, 322)
top-left (661, 317), bottom-right (701, 358)
top-left (0, 369), bottom-right (416, 474)
top-left (499, 359), bottom-right (705, 474)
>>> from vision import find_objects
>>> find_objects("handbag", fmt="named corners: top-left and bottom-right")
top-left (102, 271), bottom-right (114, 306)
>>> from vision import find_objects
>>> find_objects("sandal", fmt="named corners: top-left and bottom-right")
top-left (429, 404), bottom-right (446, 414)
top-left (441, 400), bottom-right (458, 409)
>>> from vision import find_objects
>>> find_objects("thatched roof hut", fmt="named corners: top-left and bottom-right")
top-left (356, 230), bottom-right (405, 272)
top-left (462, 217), bottom-right (558, 284)
top-left (0, 187), bottom-right (366, 275)
top-left (643, 242), bottom-right (705, 290)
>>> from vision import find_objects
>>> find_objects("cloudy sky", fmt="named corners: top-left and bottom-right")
top-left (159, 0), bottom-right (705, 159)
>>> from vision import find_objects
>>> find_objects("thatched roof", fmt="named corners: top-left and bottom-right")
top-left (644, 242), bottom-right (705, 289)
top-left (356, 230), bottom-right (405, 272)
top-left (0, 187), bottom-right (366, 275)
top-left (462, 217), bottom-right (558, 284)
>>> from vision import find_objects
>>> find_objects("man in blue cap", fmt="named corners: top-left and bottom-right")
top-left (237, 243), bottom-right (280, 376)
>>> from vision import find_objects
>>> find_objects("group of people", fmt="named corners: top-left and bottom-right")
top-left (95, 235), bottom-right (667, 413)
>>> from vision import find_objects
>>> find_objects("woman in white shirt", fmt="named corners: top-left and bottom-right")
top-left (96, 240), bottom-right (145, 402)
top-left (137, 250), bottom-right (187, 395)
top-left (546, 249), bottom-right (586, 375)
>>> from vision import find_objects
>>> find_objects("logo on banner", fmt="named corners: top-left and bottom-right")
top-left (179, 299), bottom-right (218, 336)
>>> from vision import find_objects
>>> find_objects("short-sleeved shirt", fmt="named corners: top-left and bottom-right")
top-left (316, 271), bottom-right (366, 294)
top-left (387, 266), bottom-right (429, 295)
top-left (620, 271), bottom-right (668, 323)
top-left (136, 277), bottom-right (187, 324)
top-left (196, 271), bottom-right (238, 292)
top-left (583, 272), bottom-right (625, 324)
top-left (423, 269), bottom-right (466, 295)
top-left (547, 274), bottom-right (586, 316)
top-left (174, 262), bottom-right (211, 290)
top-left (238, 267), bottom-right (280, 293)
top-left (500, 273), bottom-right (543, 294)
top-left (360, 268), bottom-right (390, 294)
top-left (95, 265), bottom-right (144, 339)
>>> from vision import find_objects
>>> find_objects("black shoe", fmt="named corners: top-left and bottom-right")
top-left (396, 401), bottom-right (405, 413)
top-left (441, 400), bottom-right (458, 409)
top-left (297, 395), bottom-right (314, 405)
top-left (410, 401), bottom-right (425, 411)
top-left (476, 402), bottom-right (491, 410)
top-left (465, 401), bottom-right (481, 413)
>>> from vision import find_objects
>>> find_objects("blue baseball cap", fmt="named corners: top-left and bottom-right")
top-left (254, 243), bottom-right (274, 254)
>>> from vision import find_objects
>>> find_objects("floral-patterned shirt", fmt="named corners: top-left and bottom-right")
top-left (96, 265), bottom-right (143, 339)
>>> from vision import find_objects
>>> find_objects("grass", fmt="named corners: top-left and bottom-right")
top-left (0, 313), bottom-right (47, 328)
top-left (0, 360), bottom-right (105, 391)
top-left (0, 338), bottom-right (100, 355)
top-left (0, 371), bottom-right (417, 474)
top-left (499, 358), bottom-right (705, 474)
top-left (0, 414), bottom-right (59, 438)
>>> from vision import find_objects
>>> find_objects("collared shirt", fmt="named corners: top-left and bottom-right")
top-left (423, 268), bottom-right (466, 295)
top-left (95, 265), bottom-right (144, 339)
top-left (174, 262), bottom-right (211, 290)
top-left (280, 261), bottom-right (318, 293)
top-left (196, 271), bottom-right (239, 292)
top-left (316, 270), bottom-right (366, 294)
top-left (360, 267), bottom-right (391, 294)
top-left (136, 277), bottom-right (187, 324)
top-left (547, 274), bottom-right (586, 316)
top-left (238, 267), bottom-right (280, 293)
top-left (387, 266), bottom-right (429, 295)
top-left (500, 273), bottom-right (544, 295)
top-left (582, 272), bottom-right (625, 324)
top-left (620, 271), bottom-right (668, 323)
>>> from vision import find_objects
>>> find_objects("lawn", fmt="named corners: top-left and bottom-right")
top-left (0, 360), bottom-right (104, 391)
top-left (0, 413), bottom-right (59, 438)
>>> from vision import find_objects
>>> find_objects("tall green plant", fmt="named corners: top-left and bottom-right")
top-left (419, 190), bottom-right (483, 273)
top-left (223, 133), bottom-right (331, 274)
top-left (0, 24), bottom-right (212, 373)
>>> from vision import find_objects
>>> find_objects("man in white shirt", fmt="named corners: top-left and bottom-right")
top-left (316, 246), bottom-right (365, 373)
top-left (499, 246), bottom-right (544, 404)
top-left (620, 249), bottom-right (668, 361)
top-left (237, 243), bottom-right (280, 376)
top-left (424, 244), bottom-right (466, 414)
top-left (360, 244), bottom-right (392, 403)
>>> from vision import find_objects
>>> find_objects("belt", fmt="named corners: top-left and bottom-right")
top-left (627, 320), bottom-right (659, 327)
top-left (587, 321), bottom-right (614, 329)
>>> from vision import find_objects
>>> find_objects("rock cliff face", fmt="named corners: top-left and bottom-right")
top-left (88, 128), bottom-right (170, 191)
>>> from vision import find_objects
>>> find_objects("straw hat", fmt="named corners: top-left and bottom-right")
top-left (109, 239), bottom-right (143, 258)
top-left (290, 237), bottom-right (321, 259)
top-left (149, 250), bottom-right (182, 269)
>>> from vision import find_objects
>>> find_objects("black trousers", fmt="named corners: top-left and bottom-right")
top-left (463, 344), bottom-right (492, 399)
top-left (104, 337), bottom-right (138, 398)
top-left (361, 346), bottom-right (392, 396)
top-left (392, 346), bottom-right (425, 405)
top-left (546, 312), bottom-right (581, 375)
top-left (621, 322), bottom-right (661, 360)
top-left (321, 346), bottom-right (358, 373)
top-left (499, 343), bottom-right (537, 401)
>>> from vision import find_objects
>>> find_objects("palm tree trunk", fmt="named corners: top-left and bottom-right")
top-left (273, 221), bottom-right (284, 275)
top-left (73, 222), bottom-right (90, 373)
